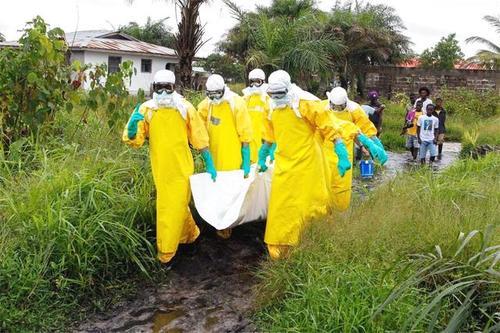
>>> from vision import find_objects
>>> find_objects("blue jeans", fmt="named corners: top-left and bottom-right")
top-left (419, 140), bottom-right (437, 159)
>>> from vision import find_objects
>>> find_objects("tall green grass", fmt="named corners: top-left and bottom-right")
top-left (255, 153), bottom-right (500, 332)
top-left (0, 106), bottom-right (159, 331)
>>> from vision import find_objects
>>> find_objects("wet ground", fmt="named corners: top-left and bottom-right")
top-left (75, 143), bottom-right (461, 333)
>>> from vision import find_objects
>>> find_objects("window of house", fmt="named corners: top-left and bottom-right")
top-left (141, 59), bottom-right (152, 73)
top-left (108, 56), bottom-right (122, 74)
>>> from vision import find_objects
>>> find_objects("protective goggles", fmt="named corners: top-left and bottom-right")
top-left (330, 102), bottom-right (346, 111)
top-left (250, 79), bottom-right (264, 87)
top-left (268, 89), bottom-right (288, 100)
top-left (153, 83), bottom-right (175, 94)
top-left (206, 89), bottom-right (225, 100)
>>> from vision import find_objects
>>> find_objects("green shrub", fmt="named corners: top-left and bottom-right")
top-left (439, 87), bottom-right (500, 118)
top-left (0, 108), bottom-right (158, 331)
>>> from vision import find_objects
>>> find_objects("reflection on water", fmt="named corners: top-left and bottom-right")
top-left (152, 309), bottom-right (186, 333)
top-left (354, 142), bottom-right (461, 194)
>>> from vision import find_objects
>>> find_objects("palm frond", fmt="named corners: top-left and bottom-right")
top-left (465, 36), bottom-right (500, 53)
top-left (483, 15), bottom-right (500, 34)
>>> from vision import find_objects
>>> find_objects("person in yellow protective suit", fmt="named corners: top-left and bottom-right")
top-left (197, 74), bottom-right (253, 239)
top-left (257, 70), bottom-right (351, 260)
top-left (323, 87), bottom-right (388, 211)
top-left (242, 68), bottom-right (273, 163)
top-left (122, 70), bottom-right (217, 264)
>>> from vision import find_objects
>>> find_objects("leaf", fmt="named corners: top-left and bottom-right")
top-left (454, 230), bottom-right (480, 258)
top-left (27, 72), bottom-right (37, 84)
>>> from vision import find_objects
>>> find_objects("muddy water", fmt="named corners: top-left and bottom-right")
top-left (76, 143), bottom-right (461, 333)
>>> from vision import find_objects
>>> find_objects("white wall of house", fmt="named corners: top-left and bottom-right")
top-left (73, 50), bottom-right (178, 94)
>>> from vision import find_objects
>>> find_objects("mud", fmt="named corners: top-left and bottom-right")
top-left (75, 143), bottom-right (461, 333)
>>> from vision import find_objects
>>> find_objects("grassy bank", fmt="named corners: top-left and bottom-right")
top-left (255, 153), bottom-right (500, 331)
top-left (0, 106), bottom-right (160, 331)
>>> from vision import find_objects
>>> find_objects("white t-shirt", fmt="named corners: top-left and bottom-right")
top-left (417, 115), bottom-right (439, 141)
top-left (414, 97), bottom-right (433, 112)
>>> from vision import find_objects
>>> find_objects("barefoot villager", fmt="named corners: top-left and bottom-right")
top-left (122, 70), bottom-right (216, 264)
top-left (433, 97), bottom-right (447, 160)
top-left (406, 100), bottom-right (424, 161)
top-left (417, 104), bottom-right (440, 165)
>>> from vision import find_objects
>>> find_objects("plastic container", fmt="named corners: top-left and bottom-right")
top-left (359, 159), bottom-right (374, 179)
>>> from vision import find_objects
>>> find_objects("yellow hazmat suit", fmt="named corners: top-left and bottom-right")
top-left (243, 91), bottom-right (270, 163)
top-left (122, 98), bottom-right (208, 263)
top-left (262, 100), bottom-right (343, 259)
top-left (321, 99), bottom-right (378, 211)
top-left (197, 94), bottom-right (253, 170)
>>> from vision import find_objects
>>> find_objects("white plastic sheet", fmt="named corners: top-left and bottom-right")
top-left (190, 165), bottom-right (273, 230)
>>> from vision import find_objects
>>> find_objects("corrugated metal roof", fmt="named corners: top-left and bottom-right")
top-left (67, 30), bottom-right (177, 58)
top-left (0, 30), bottom-right (177, 58)
top-left (73, 38), bottom-right (177, 57)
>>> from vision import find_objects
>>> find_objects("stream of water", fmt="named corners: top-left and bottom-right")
top-left (75, 143), bottom-right (461, 333)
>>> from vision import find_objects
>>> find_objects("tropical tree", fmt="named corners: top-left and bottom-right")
top-left (222, 0), bottom-right (344, 91)
top-left (220, 0), bottom-right (410, 94)
top-left (126, 0), bottom-right (209, 89)
top-left (420, 33), bottom-right (464, 70)
top-left (119, 17), bottom-right (175, 48)
top-left (199, 53), bottom-right (245, 82)
top-left (174, 0), bottom-right (208, 89)
top-left (326, 2), bottom-right (411, 90)
top-left (466, 15), bottom-right (500, 70)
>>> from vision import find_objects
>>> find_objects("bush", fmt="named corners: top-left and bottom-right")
top-left (439, 87), bottom-right (500, 118)
top-left (0, 16), bottom-right (71, 147)
top-left (0, 108), bottom-right (158, 331)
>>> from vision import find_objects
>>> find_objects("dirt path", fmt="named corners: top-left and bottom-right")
top-left (75, 143), bottom-right (461, 333)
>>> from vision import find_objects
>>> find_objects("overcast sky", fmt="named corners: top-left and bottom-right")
top-left (1, 0), bottom-right (498, 58)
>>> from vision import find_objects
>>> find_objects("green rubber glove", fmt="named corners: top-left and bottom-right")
top-left (127, 104), bottom-right (145, 140)
top-left (201, 150), bottom-right (217, 181)
top-left (258, 143), bottom-right (272, 172)
top-left (371, 136), bottom-right (384, 150)
top-left (358, 133), bottom-right (388, 165)
top-left (334, 140), bottom-right (351, 177)
top-left (269, 143), bottom-right (277, 162)
top-left (241, 145), bottom-right (251, 177)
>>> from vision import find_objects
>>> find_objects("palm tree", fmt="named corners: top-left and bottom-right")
top-left (466, 15), bottom-right (500, 70)
top-left (126, 0), bottom-right (208, 89)
top-left (223, 0), bottom-right (344, 91)
top-left (327, 2), bottom-right (411, 91)
top-left (174, 0), bottom-right (209, 89)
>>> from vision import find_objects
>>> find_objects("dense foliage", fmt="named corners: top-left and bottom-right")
top-left (420, 33), bottom-right (464, 70)
top-left (198, 53), bottom-right (245, 82)
top-left (0, 17), bottom-right (134, 151)
top-left (220, 0), bottom-right (411, 93)
top-left (119, 17), bottom-right (176, 48)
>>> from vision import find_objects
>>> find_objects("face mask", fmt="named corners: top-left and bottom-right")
top-left (330, 102), bottom-right (346, 112)
top-left (207, 89), bottom-right (225, 103)
top-left (154, 91), bottom-right (175, 107)
top-left (270, 94), bottom-right (291, 109)
top-left (250, 79), bottom-right (264, 88)
top-left (246, 86), bottom-right (262, 95)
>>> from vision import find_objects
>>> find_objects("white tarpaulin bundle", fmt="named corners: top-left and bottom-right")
top-left (190, 165), bottom-right (273, 230)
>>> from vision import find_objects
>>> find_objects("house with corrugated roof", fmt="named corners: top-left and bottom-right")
top-left (66, 30), bottom-right (179, 94)
top-left (1, 30), bottom-right (180, 94)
